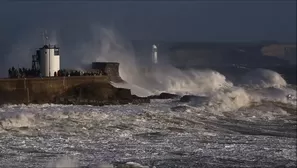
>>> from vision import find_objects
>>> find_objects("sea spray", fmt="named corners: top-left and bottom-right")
top-left (241, 68), bottom-right (287, 88)
top-left (160, 69), bottom-right (233, 95)
top-left (74, 26), bottom-right (236, 96)
top-left (208, 87), bottom-right (252, 113)
top-left (0, 112), bottom-right (36, 129)
top-left (73, 25), bottom-right (294, 108)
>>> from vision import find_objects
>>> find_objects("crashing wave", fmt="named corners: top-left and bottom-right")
top-left (240, 68), bottom-right (287, 88)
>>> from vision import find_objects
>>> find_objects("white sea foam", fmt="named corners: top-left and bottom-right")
top-left (47, 156), bottom-right (79, 168)
top-left (0, 96), bottom-right (295, 167)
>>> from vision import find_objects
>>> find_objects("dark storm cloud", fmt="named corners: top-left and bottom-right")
top-left (0, 1), bottom-right (296, 76)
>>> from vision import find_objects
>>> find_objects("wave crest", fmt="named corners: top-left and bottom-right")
top-left (162, 69), bottom-right (233, 95)
top-left (0, 112), bottom-right (35, 130)
top-left (241, 68), bottom-right (287, 88)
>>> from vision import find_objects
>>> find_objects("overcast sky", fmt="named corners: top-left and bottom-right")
top-left (0, 1), bottom-right (296, 42)
top-left (0, 1), bottom-right (296, 76)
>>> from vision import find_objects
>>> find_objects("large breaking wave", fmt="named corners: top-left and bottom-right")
top-left (75, 27), bottom-right (296, 113)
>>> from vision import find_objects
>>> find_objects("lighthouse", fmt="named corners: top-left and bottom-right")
top-left (38, 45), bottom-right (60, 77)
top-left (152, 44), bottom-right (158, 64)
top-left (31, 31), bottom-right (61, 77)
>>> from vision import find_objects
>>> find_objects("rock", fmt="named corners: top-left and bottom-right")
top-left (116, 88), bottom-right (133, 100)
top-left (54, 83), bottom-right (150, 106)
top-left (131, 95), bottom-right (150, 104)
top-left (180, 95), bottom-right (197, 102)
top-left (180, 95), bottom-right (209, 103)
top-left (148, 92), bottom-right (179, 99)
top-left (170, 105), bottom-right (190, 112)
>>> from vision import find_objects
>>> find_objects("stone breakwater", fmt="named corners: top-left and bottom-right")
top-left (0, 76), bottom-right (149, 106)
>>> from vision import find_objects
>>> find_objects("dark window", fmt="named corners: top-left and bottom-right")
top-left (54, 49), bottom-right (59, 55)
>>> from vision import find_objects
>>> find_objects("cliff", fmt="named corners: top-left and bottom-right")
top-left (0, 76), bottom-right (149, 106)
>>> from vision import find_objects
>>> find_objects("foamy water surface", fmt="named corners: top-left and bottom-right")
top-left (0, 80), bottom-right (296, 167)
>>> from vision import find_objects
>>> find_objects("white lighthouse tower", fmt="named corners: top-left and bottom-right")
top-left (152, 44), bottom-right (158, 64)
top-left (38, 45), bottom-right (60, 77)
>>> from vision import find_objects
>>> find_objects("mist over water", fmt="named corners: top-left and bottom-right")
top-left (70, 26), bottom-right (232, 96)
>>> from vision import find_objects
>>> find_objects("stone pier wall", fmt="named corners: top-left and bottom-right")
top-left (0, 76), bottom-right (111, 104)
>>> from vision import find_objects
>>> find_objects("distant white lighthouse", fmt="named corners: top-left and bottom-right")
top-left (152, 44), bottom-right (158, 64)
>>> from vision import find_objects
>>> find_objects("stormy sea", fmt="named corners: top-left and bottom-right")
top-left (0, 63), bottom-right (296, 168)
top-left (0, 27), bottom-right (296, 167)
